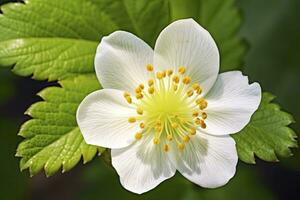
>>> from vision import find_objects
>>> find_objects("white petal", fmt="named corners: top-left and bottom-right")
top-left (95, 31), bottom-right (154, 93)
top-left (111, 135), bottom-right (176, 194)
top-left (171, 132), bottom-right (238, 188)
top-left (153, 18), bottom-right (219, 95)
top-left (76, 89), bottom-right (139, 148)
top-left (203, 71), bottom-right (261, 135)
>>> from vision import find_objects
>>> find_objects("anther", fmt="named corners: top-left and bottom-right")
top-left (135, 87), bottom-right (142, 93)
top-left (167, 135), bottom-right (173, 141)
top-left (163, 144), bottom-right (169, 152)
top-left (156, 72), bottom-right (163, 79)
top-left (135, 132), bottom-right (142, 140)
top-left (128, 117), bottom-right (136, 123)
top-left (123, 92), bottom-right (130, 97)
top-left (125, 96), bottom-right (132, 104)
top-left (192, 83), bottom-right (200, 90)
top-left (139, 84), bottom-right (144, 90)
top-left (187, 89), bottom-right (194, 97)
top-left (200, 120), bottom-right (207, 129)
top-left (183, 135), bottom-right (190, 143)
top-left (140, 122), bottom-right (145, 129)
top-left (178, 66), bottom-right (186, 74)
top-left (201, 112), bottom-right (207, 119)
top-left (153, 138), bottom-right (160, 145)
top-left (171, 122), bottom-right (178, 128)
top-left (172, 75), bottom-right (180, 83)
top-left (167, 69), bottom-right (173, 76)
top-left (195, 118), bottom-right (201, 125)
top-left (199, 101), bottom-right (208, 110)
top-left (196, 98), bottom-right (205, 105)
top-left (136, 107), bottom-right (143, 115)
top-left (148, 86), bottom-right (155, 94)
top-left (155, 125), bottom-right (162, 133)
top-left (136, 93), bottom-right (143, 99)
top-left (182, 76), bottom-right (191, 84)
top-left (156, 120), bottom-right (162, 126)
top-left (146, 64), bottom-right (153, 71)
top-left (196, 87), bottom-right (202, 94)
top-left (189, 128), bottom-right (196, 135)
top-left (178, 143), bottom-right (185, 150)
top-left (173, 84), bottom-right (178, 91)
top-left (162, 70), bottom-right (166, 77)
top-left (148, 79), bottom-right (154, 86)
top-left (192, 110), bottom-right (199, 117)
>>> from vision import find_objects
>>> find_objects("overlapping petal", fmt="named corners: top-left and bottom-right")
top-left (153, 19), bottom-right (219, 95)
top-left (170, 132), bottom-right (238, 188)
top-left (111, 135), bottom-right (176, 194)
top-left (95, 31), bottom-right (154, 93)
top-left (203, 71), bottom-right (261, 135)
top-left (76, 89), bottom-right (139, 148)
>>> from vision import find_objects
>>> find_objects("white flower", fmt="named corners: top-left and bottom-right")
top-left (76, 19), bottom-right (261, 194)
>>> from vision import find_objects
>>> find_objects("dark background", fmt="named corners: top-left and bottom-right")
top-left (0, 0), bottom-right (299, 199)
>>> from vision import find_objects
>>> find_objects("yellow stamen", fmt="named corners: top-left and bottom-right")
top-left (135, 132), bottom-right (142, 140)
top-left (148, 86), bottom-right (155, 94)
top-left (146, 64), bottom-right (153, 71)
top-left (153, 138), bottom-right (160, 145)
top-left (155, 125), bottom-right (162, 133)
top-left (162, 70), bottom-right (166, 77)
top-left (200, 120), bottom-right (207, 129)
top-left (187, 89), bottom-right (193, 97)
top-left (182, 76), bottom-right (191, 84)
top-left (167, 69), bottom-right (173, 76)
top-left (196, 87), bottom-right (202, 94)
top-left (178, 143), bottom-right (185, 150)
top-left (194, 118), bottom-right (201, 125)
top-left (148, 79), bottom-right (154, 86)
top-left (136, 93), bottom-right (143, 99)
top-left (171, 122), bottom-right (178, 128)
top-left (178, 66), bottom-right (186, 74)
top-left (140, 122), bottom-right (145, 129)
top-left (201, 112), bottom-right (207, 119)
top-left (192, 110), bottom-right (199, 117)
top-left (189, 128), bottom-right (196, 135)
top-left (128, 117), bottom-right (136, 123)
top-left (156, 72), bottom-right (163, 79)
top-left (139, 84), bottom-right (144, 90)
top-left (192, 83), bottom-right (200, 90)
top-left (123, 91), bottom-right (130, 97)
top-left (167, 135), bottom-right (173, 141)
top-left (125, 96), bottom-right (132, 104)
top-left (196, 98), bottom-right (205, 105)
top-left (163, 144), bottom-right (169, 152)
top-left (172, 75), bottom-right (180, 83)
top-left (136, 107), bottom-right (143, 115)
top-left (183, 135), bottom-right (190, 143)
top-left (199, 101), bottom-right (208, 110)
top-left (135, 87), bottom-right (142, 93)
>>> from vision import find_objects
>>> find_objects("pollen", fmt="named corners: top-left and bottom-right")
top-left (172, 75), bottom-right (180, 83)
top-left (128, 117), bottom-right (136, 123)
top-left (178, 66), bottom-right (186, 74)
top-left (135, 132), bottom-right (142, 140)
top-left (125, 65), bottom-right (209, 152)
top-left (187, 89), bottom-right (193, 97)
top-left (183, 135), bottom-right (190, 143)
top-left (178, 143), bottom-right (185, 150)
top-left (167, 69), bottom-right (173, 76)
top-left (140, 122), bottom-right (145, 129)
top-left (148, 79), bottom-right (154, 86)
top-left (153, 138), bottom-right (160, 145)
top-left (146, 64), bottom-right (154, 71)
top-left (182, 76), bottom-right (191, 84)
top-left (162, 144), bottom-right (169, 152)
top-left (136, 107), bottom-right (143, 115)
top-left (148, 86), bottom-right (154, 94)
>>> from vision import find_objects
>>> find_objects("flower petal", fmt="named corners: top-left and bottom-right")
top-left (76, 89), bottom-right (139, 149)
top-left (111, 135), bottom-right (176, 194)
top-left (203, 71), bottom-right (261, 135)
top-left (170, 132), bottom-right (238, 188)
top-left (95, 31), bottom-right (154, 93)
top-left (153, 18), bottom-right (219, 95)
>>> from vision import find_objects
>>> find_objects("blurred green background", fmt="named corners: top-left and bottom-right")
top-left (0, 0), bottom-right (299, 199)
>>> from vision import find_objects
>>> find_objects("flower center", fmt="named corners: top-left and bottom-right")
top-left (124, 65), bottom-right (208, 152)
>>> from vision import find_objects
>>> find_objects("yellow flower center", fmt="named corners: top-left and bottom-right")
top-left (125, 64), bottom-right (208, 152)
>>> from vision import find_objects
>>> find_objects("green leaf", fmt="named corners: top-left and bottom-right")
top-left (233, 93), bottom-right (298, 164)
top-left (16, 75), bottom-right (105, 176)
top-left (0, 0), bottom-right (245, 82)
